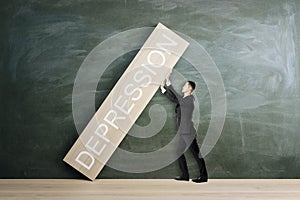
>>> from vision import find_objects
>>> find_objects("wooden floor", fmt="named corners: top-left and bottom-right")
top-left (0, 179), bottom-right (299, 200)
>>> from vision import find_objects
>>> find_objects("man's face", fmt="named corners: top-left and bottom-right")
top-left (182, 82), bottom-right (191, 93)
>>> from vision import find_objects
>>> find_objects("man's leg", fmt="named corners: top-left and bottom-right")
top-left (178, 154), bottom-right (189, 178)
top-left (189, 138), bottom-right (208, 179)
top-left (175, 135), bottom-right (189, 180)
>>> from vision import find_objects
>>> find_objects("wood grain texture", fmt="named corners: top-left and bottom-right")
top-left (0, 179), bottom-right (299, 200)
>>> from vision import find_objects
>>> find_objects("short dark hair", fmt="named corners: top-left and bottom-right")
top-left (187, 81), bottom-right (196, 91)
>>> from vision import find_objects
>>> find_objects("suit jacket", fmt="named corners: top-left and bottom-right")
top-left (163, 84), bottom-right (197, 136)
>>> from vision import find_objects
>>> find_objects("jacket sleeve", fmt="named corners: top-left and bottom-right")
top-left (163, 86), bottom-right (178, 103)
top-left (165, 84), bottom-right (182, 101)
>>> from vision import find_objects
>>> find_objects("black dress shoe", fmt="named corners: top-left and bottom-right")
top-left (174, 176), bottom-right (189, 181)
top-left (192, 176), bottom-right (208, 183)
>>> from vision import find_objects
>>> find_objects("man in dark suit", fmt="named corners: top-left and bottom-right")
top-left (160, 71), bottom-right (208, 183)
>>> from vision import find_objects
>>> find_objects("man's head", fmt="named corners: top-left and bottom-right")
top-left (182, 80), bottom-right (196, 93)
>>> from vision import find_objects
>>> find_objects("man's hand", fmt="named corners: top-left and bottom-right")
top-left (165, 69), bottom-right (172, 86)
top-left (166, 69), bottom-right (172, 82)
top-left (160, 78), bottom-right (166, 87)
top-left (160, 69), bottom-right (172, 94)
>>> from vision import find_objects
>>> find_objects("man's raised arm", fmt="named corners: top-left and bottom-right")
top-left (160, 82), bottom-right (178, 103)
top-left (164, 75), bottom-right (182, 100)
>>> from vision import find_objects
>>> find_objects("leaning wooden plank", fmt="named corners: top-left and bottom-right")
top-left (63, 22), bottom-right (189, 181)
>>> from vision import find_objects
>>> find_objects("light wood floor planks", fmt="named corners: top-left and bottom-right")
top-left (0, 179), bottom-right (299, 200)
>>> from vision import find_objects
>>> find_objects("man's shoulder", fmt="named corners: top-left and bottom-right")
top-left (184, 94), bottom-right (195, 100)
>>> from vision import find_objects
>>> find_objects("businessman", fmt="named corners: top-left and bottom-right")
top-left (160, 71), bottom-right (208, 183)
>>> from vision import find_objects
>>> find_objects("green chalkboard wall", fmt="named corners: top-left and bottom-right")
top-left (0, 0), bottom-right (299, 179)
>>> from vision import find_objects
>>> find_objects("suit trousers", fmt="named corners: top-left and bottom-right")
top-left (176, 134), bottom-right (208, 178)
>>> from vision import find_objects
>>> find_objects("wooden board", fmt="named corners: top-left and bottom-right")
top-left (63, 22), bottom-right (189, 180)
